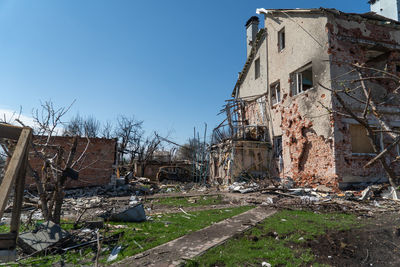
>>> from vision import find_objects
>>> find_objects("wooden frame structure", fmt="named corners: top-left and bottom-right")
top-left (0, 124), bottom-right (32, 254)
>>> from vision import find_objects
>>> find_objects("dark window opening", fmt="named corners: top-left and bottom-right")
top-left (274, 136), bottom-right (282, 157)
top-left (278, 28), bottom-right (285, 51)
top-left (255, 58), bottom-right (260, 79)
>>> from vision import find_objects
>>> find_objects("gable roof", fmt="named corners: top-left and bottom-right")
top-left (231, 28), bottom-right (266, 97)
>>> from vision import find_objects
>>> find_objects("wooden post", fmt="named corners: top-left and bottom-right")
top-left (0, 126), bottom-right (32, 253)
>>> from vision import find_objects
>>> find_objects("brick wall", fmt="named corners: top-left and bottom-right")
top-left (26, 136), bottom-right (117, 189)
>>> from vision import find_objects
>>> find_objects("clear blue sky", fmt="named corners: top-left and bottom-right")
top-left (0, 1), bottom-right (369, 143)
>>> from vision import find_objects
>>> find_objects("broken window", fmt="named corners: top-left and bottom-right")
top-left (270, 81), bottom-right (281, 105)
top-left (278, 28), bottom-right (285, 51)
top-left (349, 124), bottom-right (382, 154)
top-left (290, 64), bottom-right (313, 96)
top-left (255, 58), bottom-right (260, 79)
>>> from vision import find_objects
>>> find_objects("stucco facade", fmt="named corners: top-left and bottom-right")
top-left (212, 8), bottom-right (400, 189)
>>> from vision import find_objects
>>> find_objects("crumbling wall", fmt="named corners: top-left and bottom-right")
top-left (209, 140), bottom-right (272, 184)
top-left (280, 103), bottom-right (337, 189)
top-left (243, 98), bottom-right (267, 125)
top-left (327, 12), bottom-right (400, 186)
top-left (27, 136), bottom-right (117, 189)
top-left (134, 160), bottom-right (191, 181)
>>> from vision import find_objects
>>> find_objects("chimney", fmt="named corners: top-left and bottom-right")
top-left (370, 0), bottom-right (400, 21)
top-left (245, 16), bottom-right (260, 57)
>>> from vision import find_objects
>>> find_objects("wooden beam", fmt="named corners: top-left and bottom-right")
top-left (0, 127), bottom-right (32, 220)
top-left (10, 146), bottom-right (28, 235)
top-left (0, 124), bottom-right (23, 140)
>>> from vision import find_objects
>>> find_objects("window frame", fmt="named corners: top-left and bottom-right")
top-left (290, 63), bottom-right (314, 96)
top-left (270, 81), bottom-right (281, 106)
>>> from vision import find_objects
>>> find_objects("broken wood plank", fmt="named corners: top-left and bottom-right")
top-left (0, 127), bottom-right (32, 220)
top-left (10, 141), bottom-right (29, 234)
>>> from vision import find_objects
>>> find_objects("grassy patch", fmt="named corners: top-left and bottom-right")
top-left (149, 195), bottom-right (224, 207)
top-left (15, 206), bottom-right (253, 266)
top-left (186, 210), bottom-right (357, 267)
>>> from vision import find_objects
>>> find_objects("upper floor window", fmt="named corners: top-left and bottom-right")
top-left (278, 28), bottom-right (285, 51)
top-left (290, 64), bottom-right (313, 96)
top-left (255, 58), bottom-right (260, 79)
top-left (270, 81), bottom-right (281, 105)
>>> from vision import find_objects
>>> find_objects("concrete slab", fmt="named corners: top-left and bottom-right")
top-left (113, 206), bottom-right (276, 267)
top-left (17, 221), bottom-right (70, 254)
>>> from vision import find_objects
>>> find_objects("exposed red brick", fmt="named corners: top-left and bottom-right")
top-left (26, 136), bottom-right (117, 189)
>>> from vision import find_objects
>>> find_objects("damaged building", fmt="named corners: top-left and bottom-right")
top-left (27, 136), bottom-right (117, 189)
top-left (211, 4), bottom-right (400, 190)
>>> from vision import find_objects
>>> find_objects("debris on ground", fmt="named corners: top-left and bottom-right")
top-left (107, 245), bottom-right (122, 262)
top-left (103, 204), bottom-right (146, 223)
top-left (17, 221), bottom-right (70, 254)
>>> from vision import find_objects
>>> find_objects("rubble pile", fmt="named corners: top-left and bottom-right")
top-left (64, 176), bottom-right (160, 198)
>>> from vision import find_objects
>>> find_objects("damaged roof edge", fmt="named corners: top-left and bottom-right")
top-left (231, 28), bottom-right (266, 98)
top-left (231, 7), bottom-right (400, 98)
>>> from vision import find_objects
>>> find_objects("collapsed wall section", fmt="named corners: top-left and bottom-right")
top-left (209, 140), bottom-right (272, 184)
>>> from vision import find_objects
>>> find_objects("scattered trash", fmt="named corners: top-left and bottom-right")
top-left (130, 195), bottom-right (139, 206)
top-left (229, 182), bottom-right (259, 194)
top-left (382, 186), bottom-right (399, 200)
top-left (359, 187), bottom-right (372, 201)
top-left (106, 204), bottom-right (146, 223)
top-left (107, 245), bottom-right (122, 262)
top-left (261, 262), bottom-right (271, 267)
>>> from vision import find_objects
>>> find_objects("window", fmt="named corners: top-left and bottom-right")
top-left (255, 58), bottom-right (260, 79)
top-left (270, 81), bottom-right (281, 105)
top-left (349, 124), bottom-right (382, 154)
top-left (278, 28), bottom-right (285, 51)
top-left (290, 64), bottom-right (313, 96)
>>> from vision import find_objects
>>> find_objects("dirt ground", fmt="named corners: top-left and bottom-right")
top-left (304, 212), bottom-right (400, 267)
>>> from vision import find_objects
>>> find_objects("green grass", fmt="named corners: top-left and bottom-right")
top-left (0, 220), bottom-right (75, 234)
top-left (186, 210), bottom-right (357, 267)
top-left (13, 206), bottom-right (253, 266)
top-left (149, 195), bottom-right (224, 207)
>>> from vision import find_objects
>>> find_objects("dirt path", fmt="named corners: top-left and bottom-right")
top-left (113, 206), bottom-right (276, 267)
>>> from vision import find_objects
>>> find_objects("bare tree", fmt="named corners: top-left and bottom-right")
top-left (83, 115), bottom-right (100, 138)
top-left (114, 115), bottom-right (143, 166)
top-left (64, 114), bottom-right (100, 138)
top-left (1, 100), bottom-right (90, 224)
top-left (63, 114), bottom-right (83, 136)
top-left (136, 132), bottom-right (162, 177)
top-left (320, 62), bottom-right (400, 187)
top-left (101, 120), bottom-right (114, 139)
top-left (176, 138), bottom-right (199, 161)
